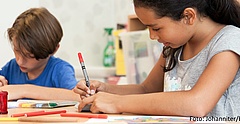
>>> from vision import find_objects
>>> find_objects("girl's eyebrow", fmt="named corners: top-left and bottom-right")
top-left (145, 23), bottom-right (157, 27)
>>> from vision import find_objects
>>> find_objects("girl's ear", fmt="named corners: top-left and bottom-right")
top-left (182, 8), bottom-right (196, 25)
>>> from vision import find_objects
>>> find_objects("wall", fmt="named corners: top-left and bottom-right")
top-left (0, 0), bottom-right (39, 69)
top-left (0, 0), bottom-right (135, 79)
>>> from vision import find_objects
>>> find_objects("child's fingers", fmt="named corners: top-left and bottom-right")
top-left (0, 76), bottom-right (8, 86)
top-left (89, 80), bottom-right (104, 93)
top-left (73, 79), bottom-right (91, 97)
top-left (73, 86), bottom-right (89, 97)
top-left (78, 96), bottom-right (95, 112)
top-left (90, 84), bottom-right (96, 95)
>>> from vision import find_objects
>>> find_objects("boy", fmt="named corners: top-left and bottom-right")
top-left (0, 7), bottom-right (80, 101)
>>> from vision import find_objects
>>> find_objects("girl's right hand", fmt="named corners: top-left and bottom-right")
top-left (0, 75), bottom-right (8, 87)
top-left (73, 79), bottom-right (105, 99)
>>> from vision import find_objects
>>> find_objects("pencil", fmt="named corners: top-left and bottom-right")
top-left (0, 117), bottom-right (18, 121)
top-left (60, 113), bottom-right (108, 119)
top-left (18, 117), bottom-right (82, 122)
top-left (25, 110), bottom-right (66, 117)
top-left (11, 110), bottom-right (45, 117)
top-left (0, 117), bottom-right (82, 122)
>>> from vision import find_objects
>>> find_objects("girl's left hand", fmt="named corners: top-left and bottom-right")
top-left (77, 92), bottom-right (122, 114)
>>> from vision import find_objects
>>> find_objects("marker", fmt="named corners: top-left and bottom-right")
top-left (19, 103), bottom-right (34, 108)
top-left (60, 113), bottom-right (108, 119)
top-left (11, 110), bottom-right (45, 117)
top-left (78, 52), bottom-right (90, 87)
top-left (17, 102), bottom-right (57, 108)
top-left (8, 101), bottom-right (19, 108)
top-left (25, 110), bottom-right (66, 117)
top-left (32, 103), bottom-right (58, 108)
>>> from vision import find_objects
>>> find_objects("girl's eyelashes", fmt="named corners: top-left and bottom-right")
top-left (152, 28), bottom-right (160, 31)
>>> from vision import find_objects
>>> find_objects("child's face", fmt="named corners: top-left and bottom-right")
top-left (12, 39), bottom-right (49, 74)
top-left (14, 50), bottom-right (48, 74)
top-left (135, 7), bottom-right (194, 48)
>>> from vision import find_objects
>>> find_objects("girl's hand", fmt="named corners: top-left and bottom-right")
top-left (78, 92), bottom-right (122, 114)
top-left (73, 79), bottom-right (106, 99)
top-left (0, 75), bottom-right (8, 87)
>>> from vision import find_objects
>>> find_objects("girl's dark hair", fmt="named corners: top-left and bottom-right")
top-left (133, 0), bottom-right (240, 72)
top-left (7, 7), bottom-right (63, 60)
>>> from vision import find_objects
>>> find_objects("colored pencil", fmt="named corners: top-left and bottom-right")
top-left (11, 110), bottom-right (45, 117)
top-left (25, 110), bottom-right (66, 117)
top-left (60, 113), bottom-right (108, 119)
top-left (18, 117), bottom-right (82, 122)
top-left (0, 117), bottom-right (82, 122)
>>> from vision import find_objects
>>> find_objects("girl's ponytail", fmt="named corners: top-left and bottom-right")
top-left (205, 0), bottom-right (240, 28)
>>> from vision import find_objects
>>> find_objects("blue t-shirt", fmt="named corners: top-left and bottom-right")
top-left (0, 56), bottom-right (77, 89)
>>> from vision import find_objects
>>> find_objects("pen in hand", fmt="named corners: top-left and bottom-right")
top-left (78, 52), bottom-right (90, 88)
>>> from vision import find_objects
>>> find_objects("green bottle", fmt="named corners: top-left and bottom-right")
top-left (103, 28), bottom-right (115, 67)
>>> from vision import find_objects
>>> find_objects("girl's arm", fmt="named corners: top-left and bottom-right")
top-left (100, 54), bottom-right (165, 94)
top-left (80, 51), bottom-right (239, 117)
top-left (0, 84), bottom-right (81, 101)
top-left (115, 51), bottom-right (239, 116)
top-left (74, 54), bottom-right (165, 97)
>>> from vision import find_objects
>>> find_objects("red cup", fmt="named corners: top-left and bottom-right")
top-left (0, 91), bottom-right (8, 114)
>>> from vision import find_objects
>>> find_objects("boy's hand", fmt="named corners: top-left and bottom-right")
top-left (0, 75), bottom-right (8, 86)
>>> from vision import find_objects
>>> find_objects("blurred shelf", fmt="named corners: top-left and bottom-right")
top-left (128, 14), bottom-right (147, 31)
top-left (74, 66), bottom-right (116, 80)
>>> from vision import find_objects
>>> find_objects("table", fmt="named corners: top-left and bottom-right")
top-left (0, 106), bottom-right (137, 124)
top-left (0, 106), bottom-right (85, 123)
top-left (0, 106), bottom-right (231, 124)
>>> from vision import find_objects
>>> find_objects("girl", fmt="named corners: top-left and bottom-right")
top-left (74, 0), bottom-right (240, 117)
top-left (0, 7), bottom-right (80, 101)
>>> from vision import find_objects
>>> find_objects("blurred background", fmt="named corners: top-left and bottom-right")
top-left (0, 0), bottom-right (134, 79)
top-left (0, 0), bottom-right (162, 83)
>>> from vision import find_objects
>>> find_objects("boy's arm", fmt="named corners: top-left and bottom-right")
top-left (0, 84), bottom-right (81, 101)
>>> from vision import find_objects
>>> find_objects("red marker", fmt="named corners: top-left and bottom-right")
top-left (25, 110), bottom-right (66, 117)
top-left (60, 113), bottom-right (108, 119)
top-left (78, 52), bottom-right (90, 87)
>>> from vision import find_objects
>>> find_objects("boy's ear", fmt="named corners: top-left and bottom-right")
top-left (182, 8), bottom-right (196, 25)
